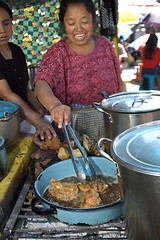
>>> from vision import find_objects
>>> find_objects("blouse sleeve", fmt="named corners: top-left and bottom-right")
top-left (33, 43), bottom-right (67, 103)
top-left (34, 45), bottom-right (64, 88)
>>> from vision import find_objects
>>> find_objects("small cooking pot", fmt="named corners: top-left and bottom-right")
top-left (0, 101), bottom-right (20, 150)
top-left (32, 156), bottom-right (123, 225)
top-left (97, 120), bottom-right (160, 240)
top-left (0, 136), bottom-right (8, 180)
top-left (93, 91), bottom-right (160, 146)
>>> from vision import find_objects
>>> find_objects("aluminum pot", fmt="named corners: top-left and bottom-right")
top-left (93, 91), bottom-right (160, 145)
top-left (0, 101), bottom-right (20, 150)
top-left (97, 120), bottom-right (160, 240)
top-left (32, 156), bottom-right (123, 225)
top-left (0, 136), bottom-right (8, 180)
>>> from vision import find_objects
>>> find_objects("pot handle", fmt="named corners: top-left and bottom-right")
top-left (31, 197), bottom-right (57, 216)
top-left (93, 102), bottom-right (113, 123)
top-left (97, 138), bottom-right (121, 177)
top-left (101, 91), bottom-right (109, 99)
top-left (97, 138), bottom-right (116, 164)
top-left (97, 138), bottom-right (124, 201)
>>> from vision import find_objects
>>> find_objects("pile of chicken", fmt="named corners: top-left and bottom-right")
top-left (34, 134), bottom-right (105, 161)
top-left (48, 177), bottom-right (108, 208)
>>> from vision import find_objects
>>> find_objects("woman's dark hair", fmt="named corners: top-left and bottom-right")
top-left (59, 0), bottom-right (96, 35)
top-left (144, 34), bottom-right (158, 60)
top-left (0, 1), bottom-right (13, 20)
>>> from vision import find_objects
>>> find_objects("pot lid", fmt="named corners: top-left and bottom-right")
top-left (111, 120), bottom-right (160, 175)
top-left (101, 91), bottom-right (160, 113)
top-left (0, 101), bottom-right (19, 118)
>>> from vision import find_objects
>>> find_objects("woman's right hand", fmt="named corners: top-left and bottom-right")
top-left (50, 104), bottom-right (71, 128)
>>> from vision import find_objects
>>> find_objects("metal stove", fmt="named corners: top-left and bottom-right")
top-left (1, 169), bottom-right (127, 240)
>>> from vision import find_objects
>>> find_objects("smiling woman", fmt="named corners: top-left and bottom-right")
top-left (34, 0), bottom-right (125, 142)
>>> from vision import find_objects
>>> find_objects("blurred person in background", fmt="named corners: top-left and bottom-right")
top-left (118, 36), bottom-right (128, 69)
top-left (141, 33), bottom-right (160, 89)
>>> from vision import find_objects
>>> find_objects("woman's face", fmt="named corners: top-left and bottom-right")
top-left (0, 7), bottom-right (12, 47)
top-left (63, 3), bottom-right (93, 48)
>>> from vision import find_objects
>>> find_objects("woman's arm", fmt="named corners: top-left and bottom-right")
top-left (26, 86), bottom-right (47, 117)
top-left (34, 80), bottom-right (71, 128)
top-left (0, 79), bottom-right (56, 140)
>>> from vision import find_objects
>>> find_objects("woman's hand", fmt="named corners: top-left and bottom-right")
top-left (34, 118), bottom-right (57, 141)
top-left (50, 104), bottom-right (71, 128)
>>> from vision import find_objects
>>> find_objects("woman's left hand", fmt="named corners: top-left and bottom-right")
top-left (34, 118), bottom-right (57, 141)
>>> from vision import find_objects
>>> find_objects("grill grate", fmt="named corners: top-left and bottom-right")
top-left (1, 173), bottom-right (127, 240)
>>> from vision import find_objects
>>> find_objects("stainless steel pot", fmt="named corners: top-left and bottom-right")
top-left (93, 91), bottom-right (160, 143)
top-left (0, 101), bottom-right (20, 150)
top-left (0, 136), bottom-right (8, 180)
top-left (97, 120), bottom-right (160, 240)
top-left (32, 156), bottom-right (122, 225)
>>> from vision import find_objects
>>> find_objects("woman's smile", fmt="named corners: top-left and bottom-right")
top-left (74, 33), bottom-right (86, 41)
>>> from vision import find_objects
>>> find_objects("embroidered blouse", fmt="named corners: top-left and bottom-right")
top-left (34, 35), bottom-right (121, 105)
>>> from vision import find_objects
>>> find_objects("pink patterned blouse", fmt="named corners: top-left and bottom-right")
top-left (34, 35), bottom-right (121, 105)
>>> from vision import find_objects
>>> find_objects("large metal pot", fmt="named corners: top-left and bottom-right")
top-left (0, 101), bottom-right (20, 150)
top-left (32, 156), bottom-right (122, 225)
top-left (0, 136), bottom-right (8, 180)
top-left (97, 120), bottom-right (160, 240)
top-left (93, 91), bottom-right (160, 143)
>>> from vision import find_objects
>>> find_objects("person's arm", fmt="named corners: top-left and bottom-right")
top-left (26, 86), bottom-right (47, 117)
top-left (34, 80), bottom-right (71, 128)
top-left (0, 79), bottom-right (56, 140)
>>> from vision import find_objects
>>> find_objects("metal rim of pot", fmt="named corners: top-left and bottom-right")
top-left (0, 101), bottom-right (19, 120)
top-left (93, 90), bottom-right (160, 115)
top-left (0, 101), bottom-right (20, 150)
top-left (97, 120), bottom-right (160, 176)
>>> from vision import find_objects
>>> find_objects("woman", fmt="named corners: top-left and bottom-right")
top-left (0, 1), bottom-right (56, 140)
top-left (141, 34), bottom-right (160, 89)
top-left (34, 0), bottom-right (125, 141)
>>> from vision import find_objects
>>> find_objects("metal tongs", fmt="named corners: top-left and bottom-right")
top-left (63, 123), bottom-right (97, 182)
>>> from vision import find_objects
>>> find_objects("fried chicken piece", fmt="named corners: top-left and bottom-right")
top-left (80, 190), bottom-right (101, 208)
top-left (34, 161), bottom-right (43, 177)
top-left (31, 149), bottom-right (56, 161)
top-left (48, 178), bottom-right (78, 201)
top-left (57, 146), bottom-right (70, 160)
top-left (78, 181), bottom-right (98, 193)
top-left (78, 179), bottom-right (108, 208)
top-left (34, 135), bottom-right (62, 151)
top-left (96, 178), bottom-right (108, 193)
top-left (82, 134), bottom-right (94, 153)
top-left (72, 147), bottom-right (87, 158)
top-left (78, 181), bottom-right (101, 208)
top-left (63, 140), bottom-right (76, 149)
